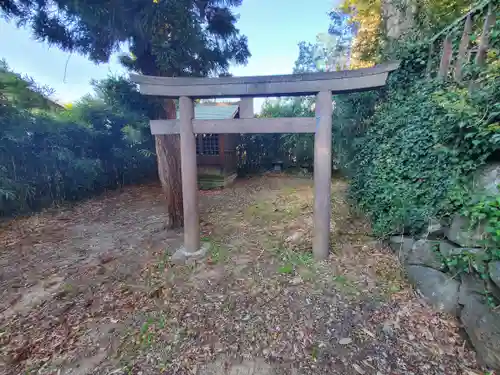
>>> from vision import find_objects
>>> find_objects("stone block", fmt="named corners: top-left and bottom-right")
top-left (461, 294), bottom-right (500, 369)
top-left (422, 217), bottom-right (444, 238)
top-left (473, 162), bottom-right (500, 196)
top-left (489, 261), bottom-right (500, 290)
top-left (447, 214), bottom-right (487, 248)
top-left (458, 273), bottom-right (486, 305)
top-left (439, 240), bottom-right (486, 259)
top-left (404, 239), bottom-right (443, 270)
top-left (406, 265), bottom-right (460, 316)
top-left (388, 235), bottom-right (414, 255)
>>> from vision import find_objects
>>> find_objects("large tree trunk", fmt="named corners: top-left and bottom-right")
top-left (155, 98), bottom-right (183, 228)
top-left (140, 59), bottom-right (184, 229)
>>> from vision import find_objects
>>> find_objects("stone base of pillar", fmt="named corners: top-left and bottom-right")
top-left (171, 242), bottom-right (210, 264)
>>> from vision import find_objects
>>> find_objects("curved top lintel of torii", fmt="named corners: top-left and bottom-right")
top-left (130, 61), bottom-right (400, 99)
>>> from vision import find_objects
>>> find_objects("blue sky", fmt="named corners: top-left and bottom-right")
top-left (0, 0), bottom-right (334, 105)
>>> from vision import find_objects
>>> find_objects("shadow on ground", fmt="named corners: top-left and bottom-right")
top-left (0, 176), bottom-right (482, 374)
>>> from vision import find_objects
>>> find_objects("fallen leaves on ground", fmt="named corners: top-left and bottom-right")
top-left (0, 176), bottom-right (483, 375)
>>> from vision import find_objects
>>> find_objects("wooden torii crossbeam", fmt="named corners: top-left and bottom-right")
top-left (131, 62), bottom-right (399, 261)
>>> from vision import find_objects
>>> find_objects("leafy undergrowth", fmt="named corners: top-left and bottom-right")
top-left (0, 176), bottom-right (483, 374)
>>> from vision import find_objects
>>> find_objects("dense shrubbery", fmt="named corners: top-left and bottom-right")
top-left (238, 98), bottom-right (315, 173)
top-left (343, 43), bottom-right (500, 236)
top-left (329, 0), bottom-right (500, 236)
top-left (0, 65), bottom-right (156, 216)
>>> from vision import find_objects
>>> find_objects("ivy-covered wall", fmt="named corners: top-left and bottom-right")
top-left (340, 42), bottom-right (500, 237)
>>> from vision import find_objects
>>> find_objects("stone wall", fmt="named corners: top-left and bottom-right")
top-left (388, 163), bottom-right (500, 370)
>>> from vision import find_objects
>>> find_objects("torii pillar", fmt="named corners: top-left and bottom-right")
top-left (313, 91), bottom-right (333, 260)
top-left (179, 96), bottom-right (200, 255)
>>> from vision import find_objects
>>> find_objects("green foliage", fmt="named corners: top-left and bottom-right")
top-left (442, 250), bottom-right (490, 276)
top-left (241, 7), bottom-right (356, 175)
top-left (1, 0), bottom-right (251, 221)
top-left (464, 191), bottom-right (500, 258)
top-left (340, 48), bottom-right (500, 235)
top-left (294, 9), bottom-right (355, 73)
top-left (205, 240), bottom-right (229, 264)
top-left (0, 0), bottom-right (249, 75)
top-left (331, 2), bottom-right (500, 308)
top-left (339, 0), bottom-right (383, 66)
top-left (0, 64), bottom-right (156, 216)
top-left (339, 0), bottom-right (490, 67)
top-left (0, 59), bottom-right (56, 110)
top-left (439, 191), bottom-right (500, 308)
top-left (412, 0), bottom-right (477, 35)
top-left (1, 0), bottom-right (250, 77)
top-left (443, 248), bottom-right (499, 307)
top-left (334, 4), bottom-right (500, 235)
top-left (234, 8), bottom-right (357, 175)
top-left (333, 91), bottom-right (381, 170)
top-left (276, 248), bottom-right (314, 275)
top-left (118, 0), bottom-right (250, 77)
top-left (278, 263), bottom-right (294, 274)
top-left (238, 98), bottom-right (314, 174)
top-left (137, 312), bottom-right (168, 349)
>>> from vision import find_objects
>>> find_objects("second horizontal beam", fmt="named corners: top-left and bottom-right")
top-left (150, 117), bottom-right (317, 134)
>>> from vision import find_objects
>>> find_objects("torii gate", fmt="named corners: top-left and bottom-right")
top-left (131, 62), bottom-right (399, 261)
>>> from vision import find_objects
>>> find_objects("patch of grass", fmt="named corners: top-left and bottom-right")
top-left (283, 168), bottom-right (313, 178)
top-left (331, 274), bottom-right (360, 297)
top-left (388, 283), bottom-right (402, 294)
top-left (55, 282), bottom-right (77, 299)
top-left (139, 321), bottom-right (154, 348)
top-left (156, 250), bottom-right (170, 271)
top-left (201, 237), bottom-right (229, 264)
top-left (332, 275), bottom-right (349, 284)
top-left (276, 246), bottom-right (314, 268)
top-left (297, 266), bottom-right (316, 282)
top-left (281, 186), bottom-right (297, 195)
top-left (114, 362), bottom-right (136, 375)
top-left (62, 283), bottom-right (74, 293)
top-left (281, 204), bottom-right (302, 219)
top-left (273, 244), bottom-right (316, 277)
top-left (245, 194), bottom-right (305, 224)
top-left (292, 251), bottom-right (314, 267)
top-left (278, 263), bottom-right (294, 274)
top-left (137, 312), bottom-right (168, 349)
top-left (310, 343), bottom-right (319, 361)
top-left (245, 202), bottom-right (271, 219)
top-left (209, 243), bottom-right (229, 263)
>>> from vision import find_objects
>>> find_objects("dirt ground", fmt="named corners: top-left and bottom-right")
top-left (0, 175), bottom-right (484, 375)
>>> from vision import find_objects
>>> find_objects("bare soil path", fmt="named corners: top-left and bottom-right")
top-left (0, 176), bottom-right (482, 374)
